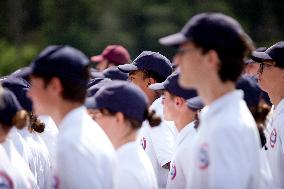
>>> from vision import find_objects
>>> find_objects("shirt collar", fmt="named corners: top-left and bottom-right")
top-left (59, 106), bottom-right (86, 132)
top-left (273, 98), bottom-right (284, 118)
top-left (200, 90), bottom-right (244, 121)
top-left (176, 121), bottom-right (196, 146)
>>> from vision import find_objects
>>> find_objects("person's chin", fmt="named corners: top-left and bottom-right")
top-left (179, 75), bottom-right (194, 89)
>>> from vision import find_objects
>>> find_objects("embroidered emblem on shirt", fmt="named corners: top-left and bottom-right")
top-left (51, 175), bottom-right (60, 189)
top-left (0, 171), bottom-right (14, 189)
top-left (170, 162), bottom-right (177, 180)
top-left (140, 137), bottom-right (147, 150)
top-left (270, 128), bottom-right (277, 148)
top-left (199, 143), bottom-right (209, 170)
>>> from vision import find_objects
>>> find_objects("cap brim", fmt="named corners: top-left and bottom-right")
top-left (85, 97), bottom-right (98, 109)
top-left (159, 33), bottom-right (188, 47)
top-left (149, 83), bottom-right (165, 91)
top-left (117, 64), bottom-right (139, 73)
top-left (251, 51), bottom-right (273, 63)
top-left (91, 55), bottom-right (104, 62)
top-left (187, 96), bottom-right (204, 111)
top-left (245, 59), bottom-right (254, 64)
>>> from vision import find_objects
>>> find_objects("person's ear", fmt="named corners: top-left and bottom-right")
top-left (148, 77), bottom-right (156, 86)
top-left (49, 77), bottom-right (63, 96)
top-left (115, 112), bottom-right (125, 124)
top-left (206, 50), bottom-right (220, 68)
top-left (175, 96), bottom-right (184, 107)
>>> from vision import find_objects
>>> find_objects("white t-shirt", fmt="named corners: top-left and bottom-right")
top-left (53, 106), bottom-right (116, 189)
top-left (18, 128), bottom-right (51, 189)
top-left (2, 139), bottom-right (38, 189)
top-left (138, 97), bottom-right (176, 189)
top-left (116, 141), bottom-right (158, 189)
top-left (0, 144), bottom-right (15, 189)
top-left (38, 115), bottom-right (58, 167)
top-left (186, 90), bottom-right (262, 189)
top-left (264, 98), bottom-right (284, 189)
top-left (166, 121), bottom-right (196, 189)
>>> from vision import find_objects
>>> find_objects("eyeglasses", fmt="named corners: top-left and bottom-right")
top-left (258, 61), bottom-right (275, 74)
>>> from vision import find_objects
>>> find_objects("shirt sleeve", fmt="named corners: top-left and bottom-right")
top-left (150, 121), bottom-right (175, 167)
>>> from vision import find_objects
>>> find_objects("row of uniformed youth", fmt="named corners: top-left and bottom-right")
top-left (0, 12), bottom-right (283, 189)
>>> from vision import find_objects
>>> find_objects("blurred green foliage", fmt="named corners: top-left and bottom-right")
top-left (0, 0), bottom-right (283, 76)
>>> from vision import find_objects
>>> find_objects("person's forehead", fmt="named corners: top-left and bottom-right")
top-left (129, 70), bottom-right (144, 76)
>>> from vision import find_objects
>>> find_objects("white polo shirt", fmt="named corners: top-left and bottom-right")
top-left (18, 128), bottom-right (51, 189)
top-left (166, 121), bottom-right (196, 189)
top-left (8, 127), bottom-right (33, 167)
top-left (116, 141), bottom-right (158, 189)
top-left (265, 98), bottom-right (284, 189)
top-left (0, 144), bottom-right (15, 189)
top-left (39, 115), bottom-right (58, 167)
top-left (53, 106), bottom-right (116, 189)
top-left (138, 97), bottom-right (176, 189)
top-left (186, 90), bottom-right (262, 189)
top-left (2, 139), bottom-right (38, 189)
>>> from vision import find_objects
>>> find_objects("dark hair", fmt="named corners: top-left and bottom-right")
top-left (99, 108), bottom-right (161, 129)
top-left (249, 104), bottom-right (271, 149)
top-left (32, 65), bottom-right (90, 103)
top-left (142, 69), bottom-right (167, 83)
top-left (29, 112), bottom-right (45, 133)
top-left (1, 110), bottom-right (29, 132)
top-left (192, 33), bottom-right (254, 82)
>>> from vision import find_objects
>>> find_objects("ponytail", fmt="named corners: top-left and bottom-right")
top-left (29, 112), bottom-right (45, 133)
top-left (12, 110), bottom-right (29, 130)
top-left (145, 110), bottom-right (161, 128)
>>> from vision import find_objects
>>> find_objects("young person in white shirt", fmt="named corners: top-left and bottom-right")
top-left (0, 89), bottom-right (38, 189)
top-left (149, 72), bottom-right (204, 189)
top-left (2, 76), bottom-right (52, 189)
top-left (251, 41), bottom-right (284, 189)
top-left (28, 45), bottom-right (116, 189)
top-left (118, 51), bottom-right (175, 189)
top-left (160, 12), bottom-right (264, 189)
top-left (86, 80), bottom-right (158, 189)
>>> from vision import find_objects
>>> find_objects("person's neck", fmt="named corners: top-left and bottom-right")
top-left (269, 92), bottom-right (284, 106)
top-left (174, 111), bottom-right (195, 132)
top-left (113, 132), bottom-right (137, 150)
top-left (197, 79), bottom-right (235, 106)
top-left (51, 101), bottom-right (83, 126)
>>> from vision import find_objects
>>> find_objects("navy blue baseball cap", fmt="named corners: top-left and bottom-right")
top-left (2, 77), bottom-right (32, 112)
top-left (90, 68), bottom-right (104, 79)
top-left (0, 89), bottom-right (23, 126)
top-left (236, 75), bottom-right (262, 107)
top-left (159, 12), bottom-right (247, 49)
top-left (87, 78), bottom-right (112, 97)
top-left (149, 72), bottom-right (197, 100)
top-left (251, 41), bottom-right (284, 68)
top-left (86, 81), bottom-right (149, 122)
top-left (245, 47), bottom-right (267, 64)
top-left (186, 96), bottom-right (204, 111)
top-left (30, 45), bottom-right (90, 85)
top-left (102, 67), bottom-right (128, 81)
top-left (11, 67), bottom-right (32, 82)
top-left (118, 51), bottom-right (173, 80)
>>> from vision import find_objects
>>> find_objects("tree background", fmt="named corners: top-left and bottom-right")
top-left (0, 0), bottom-right (283, 76)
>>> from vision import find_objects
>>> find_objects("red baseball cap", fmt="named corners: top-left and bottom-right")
top-left (91, 45), bottom-right (130, 65)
